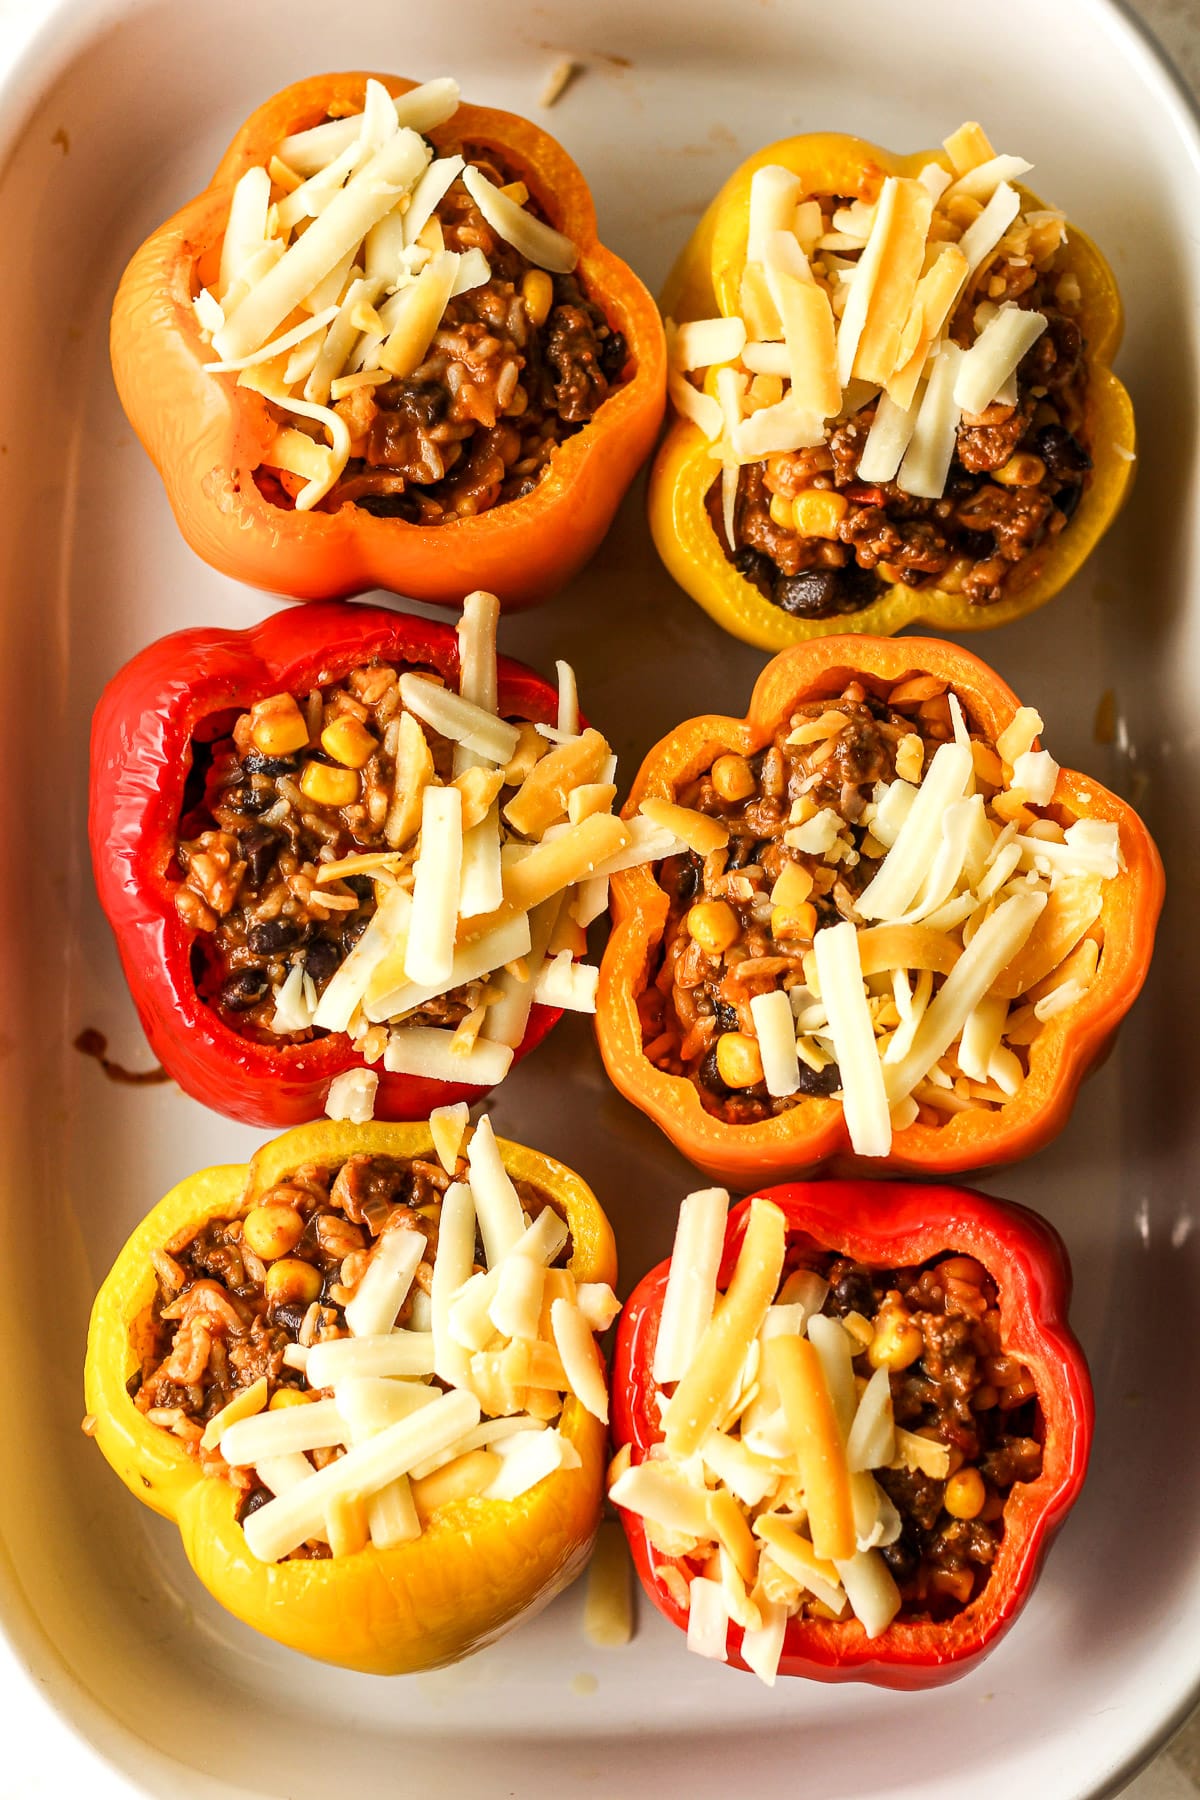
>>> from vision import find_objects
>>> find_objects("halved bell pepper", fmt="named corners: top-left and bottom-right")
top-left (110, 71), bottom-right (666, 608)
top-left (88, 602), bottom-right (563, 1127)
top-left (650, 130), bottom-right (1134, 650)
top-left (612, 1182), bottom-right (1092, 1688)
top-left (595, 633), bottom-right (1163, 1185)
top-left (84, 1117), bottom-right (617, 1674)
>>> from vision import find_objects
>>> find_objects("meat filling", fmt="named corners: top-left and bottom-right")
top-left (174, 659), bottom-right (510, 1044)
top-left (707, 193), bottom-right (1091, 618)
top-left (639, 669), bottom-right (1105, 1128)
top-left (807, 1246), bottom-right (1041, 1620)
top-left (131, 1151), bottom-right (565, 1558)
top-left (256, 146), bottom-right (626, 523)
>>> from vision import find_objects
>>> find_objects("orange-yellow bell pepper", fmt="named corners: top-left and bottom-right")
top-left (595, 634), bottom-right (1163, 1187)
top-left (84, 1119), bottom-right (617, 1674)
top-left (110, 72), bottom-right (666, 610)
top-left (650, 131), bottom-right (1134, 650)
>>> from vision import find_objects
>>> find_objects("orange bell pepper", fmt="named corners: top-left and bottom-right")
top-left (595, 635), bottom-right (1163, 1186)
top-left (84, 1118), bottom-right (617, 1674)
top-left (110, 72), bottom-right (665, 609)
top-left (649, 131), bottom-right (1133, 650)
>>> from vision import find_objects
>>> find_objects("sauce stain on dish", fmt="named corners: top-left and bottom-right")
top-left (74, 1027), bottom-right (169, 1086)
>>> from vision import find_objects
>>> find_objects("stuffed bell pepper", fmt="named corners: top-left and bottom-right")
top-left (110, 72), bottom-right (665, 607)
top-left (610, 1181), bottom-right (1091, 1688)
top-left (651, 120), bottom-right (1133, 649)
top-left (83, 1110), bottom-right (619, 1673)
top-left (596, 634), bottom-right (1162, 1185)
top-left (90, 594), bottom-right (681, 1128)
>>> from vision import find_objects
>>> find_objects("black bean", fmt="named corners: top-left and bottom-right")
top-left (663, 852), bottom-right (701, 905)
top-left (771, 569), bottom-right (845, 619)
top-left (241, 747), bottom-right (299, 778)
top-left (714, 999), bottom-right (740, 1034)
top-left (247, 917), bottom-right (303, 956)
top-left (827, 1264), bottom-right (877, 1318)
top-left (220, 968), bottom-right (269, 1010)
top-left (273, 1301), bottom-right (309, 1339)
top-left (222, 783), bottom-right (273, 817)
top-left (344, 874), bottom-right (375, 902)
top-left (955, 527), bottom-right (996, 560)
top-left (697, 1047), bottom-right (729, 1096)
top-left (354, 492), bottom-right (421, 521)
top-left (1036, 424), bottom-right (1091, 480)
top-left (378, 379), bottom-right (446, 428)
top-left (237, 1486), bottom-right (272, 1525)
top-left (880, 1537), bottom-right (919, 1584)
top-left (732, 545), bottom-right (776, 598)
top-left (1055, 482), bottom-right (1082, 521)
top-left (304, 938), bottom-right (343, 987)
top-left (726, 834), bottom-right (759, 871)
top-left (598, 330), bottom-right (627, 381)
top-left (795, 1057), bottom-right (841, 1097)
top-left (236, 824), bottom-right (282, 886)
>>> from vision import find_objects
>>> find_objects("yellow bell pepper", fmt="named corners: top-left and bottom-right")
top-left (84, 1119), bottom-right (617, 1674)
top-left (650, 131), bottom-right (1134, 651)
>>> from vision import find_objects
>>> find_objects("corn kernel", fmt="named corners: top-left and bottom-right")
top-left (243, 1203), bottom-right (305, 1262)
top-left (264, 1258), bottom-right (323, 1308)
top-left (867, 1302), bottom-right (924, 1371)
top-left (299, 761), bottom-right (360, 807)
top-left (792, 489), bottom-right (848, 539)
top-left (771, 901), bottom-right (817, 942)
top-left (521, 268), bottom-right (554, 329)
top-left (771, 860), bottom-right (814, 909)
top-left (993, 452), bottom-right (1047, 488)
top-left (768, 493), bottom-right (795, 529)
top-left (320, 714), bottom-right (377, 770)
top-left (249, 692), bottom-right (309, 757)
top-left (716, 1031), bottom-right (764, 1088)
top-left (500, 180), bottom-right (529, 205)
top-left (268, 1387), bottom-right (314, 1410)
top-left (944, 1466), bottom-right (987, 1520)
top-left (711, 754), bottom-right (756, 802)
top-left (686, 899), bottom-right (740, 955)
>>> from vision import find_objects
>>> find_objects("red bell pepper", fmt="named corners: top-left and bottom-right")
top-left (611, 1181), bottom-right (1092, 1690)
top-left (89, 602), bottom-right (562, 1126)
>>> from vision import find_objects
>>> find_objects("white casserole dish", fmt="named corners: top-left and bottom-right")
top-left (0, 0), bottom-right (1196, 1792)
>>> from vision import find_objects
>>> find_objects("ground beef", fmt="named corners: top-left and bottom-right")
top-left (259, 148), bottom-right (624, 523)
top-left (714, 221), bottom-right (1092, 613)
top-left (811, 1250), bottom-right (1043, 1620)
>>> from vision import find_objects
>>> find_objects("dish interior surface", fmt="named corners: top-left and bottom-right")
top-left (0, 0), bottom-right (1196, 1794)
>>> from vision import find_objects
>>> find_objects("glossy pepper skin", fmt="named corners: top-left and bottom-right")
top-left (595, 634), bottom-right (1163, 1186)
top-left (85, 1118), bottom-right (618, 1674)
top-left (649, 130), bottom-right (1134, 651)
top-left (89, 602), bottom-right (563, 1128)
top-left (612, 1182), bottom-right (1092, 1689)
top-left (109, 72), bottom-right (665, 610)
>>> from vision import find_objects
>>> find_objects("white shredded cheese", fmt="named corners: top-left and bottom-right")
top-left (533, 950), bottom-right (599, 1012)
top-left (325, 1066), bottom-right (379, 1124)
top-left (384, 1027), bottom-right (515, 1086)
top-left (813, 923), bottom-right (892, 1159)
top-left (243, 1389), bottom-right (480, 1564)
top-left (462, 164), bottom-right (578, 273)
top-left (749, 989), bottom-right (800, 1098)
top-left (954, 304), bottom-right (1048, 415)
top-left (344, 1226), bottom-right (427, 1339)
top-left (652, 1187), bottom-right (729, 1385)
